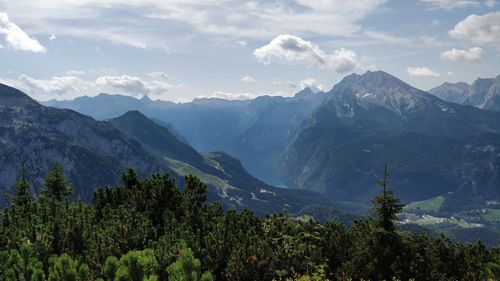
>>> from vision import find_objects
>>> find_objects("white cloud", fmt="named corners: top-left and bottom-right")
top-left (201, 90), bottom-right (291, 101)
top-left (271, 79), bottom-right (298, 89)
top-left (237, 40), bottom-right (247, 47)
top-left (362, 31), bottom-right (442, 47)
top-left (49, 34), bottom-right (56, 41)
top-left (148, 80), bottom-right (179, 96)
top-left (364, 31), bottom-right (412, 45)
top-left (0, 1), bottom-right (387, 49)
top-left (299, 78), bottom-right (326, 92)
top-left (407, 67), bottom-right (441, 77)
top-left (18, 74), bottom-right (84, 99)
top-left (96, 75), bottom-right (180, 96)
top-left (254, 34), bottom-right (358, 72)
top-left (420, 0), bottom-right (480, 9)
top-left (450, 12), bottom-right (500, 45)
top-left (147, 71), bottom-right (169, 80)
top-left (241, 76), bottom-right (257, 84)
top-left (0, 12), bottom-right (46, 52)
top-left (205, 91), bottom-right (259, 101)
top-left (88, 68), bottom-right (116, 76)
top-left (64, 70), bottom-right (87, 76)
top-left (9, 71), bottom-right (182, 101)
top-left (96, 75), bottom-right (150, 95)
top-left (440, 47), bottom-right (483, 62)
top-left (485, 0), bottom-right (497, 7)
top-left (419, 36), bottom-right (443, 47)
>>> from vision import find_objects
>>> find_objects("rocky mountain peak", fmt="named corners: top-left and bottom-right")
top-left (428, 82), bottom-right (471, 104)
top-left (140, 95), bottom-right (153, 103)
top-left (335, 71), bottom-right (407, 90)
top-left (294, 87), bottom-right (315, 98)
top-left (326, 71), bottom-right (437, 115)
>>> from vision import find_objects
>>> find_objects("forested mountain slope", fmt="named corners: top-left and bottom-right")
top-left (280, 71), bottom-right (500, 211)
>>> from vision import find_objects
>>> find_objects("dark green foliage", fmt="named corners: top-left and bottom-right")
top-left (43, 165), bottom-right (73, 203)
top-left (114, 249), bottom-right (158, 281)
top-left (166, 243), bottom-right (212, 281)
top-left (0, 242), bottom-right (45, 281)
top-left (104, 256), bottom-right (119, 281)
top-left (12, 169), bottom-right (33, 210)
top-left (48, 254), bottom-right (78, 281)
top-left (0, 166), bottom-right (499, 281)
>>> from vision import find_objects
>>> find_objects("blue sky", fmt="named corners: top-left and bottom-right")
top-left (0, 0), bottom-right (499, 102)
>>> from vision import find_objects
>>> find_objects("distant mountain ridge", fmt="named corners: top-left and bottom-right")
top-left (44, 88), bottom-right (328, 186)
top-left (44, 93), bottom-right (177, 120)
top-left (429, 75), bottom-right (500, 112)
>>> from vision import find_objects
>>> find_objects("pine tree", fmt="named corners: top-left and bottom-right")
top-left (369, 164), bottom-right (405, 280)
top-left (48, 254), bottom-right (78, 281)
top-left (181, 176), bottom-right (208, 230)
top-left (104, 256), bottom-right (119, 281)
top-left (43, 165), bottom-right (73, 203)
top-left (167, 244), bottom-right (213, 281)
top-left (114, 249), bottom-right (159, 281)
top-left (13, 168), bottom-right (32, 209)
top-left (372, 164), bottom-right (404, 232)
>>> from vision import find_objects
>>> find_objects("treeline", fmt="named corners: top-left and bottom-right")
top-left (0, 166), bottom-right (499, 281)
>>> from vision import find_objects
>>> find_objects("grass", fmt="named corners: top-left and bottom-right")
top-left (165, 157), bottom-right (228, 189)
top-left (408, 216), bottom-right (482, 228)
top-left (203, 153), bottom-right (226, 172)
top-left (481, 209), bottom-right (500, 222)
top-left (405, 196), bottom-right (444, 213)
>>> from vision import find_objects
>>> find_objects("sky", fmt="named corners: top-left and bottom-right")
top-left (0, 0), bottom-right (499, 102)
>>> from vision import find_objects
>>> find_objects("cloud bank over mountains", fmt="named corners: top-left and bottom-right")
top-left (254, 35), bottom-right (358, 72)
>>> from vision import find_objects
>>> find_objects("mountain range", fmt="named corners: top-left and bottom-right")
top-left (45, 87), bottom-right (327, 186)
top-left (0, 83), bottom-right (350, 219)
top-left (44, 71), bottom-right (500, 213)
top-left (280, 71), bottom-right (500, 211)
top-left (429, 75), bottom-right (500, 112)
top-left (0, 83), bottom-right (168, 202)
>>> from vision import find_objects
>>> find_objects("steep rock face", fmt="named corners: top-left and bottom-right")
top-left (462, 77), bottom-right (496, 108)
top-left (479, 77), bottom-right (500, 111)
top-left (0, 84), bottom-right (168, 201)
top-left (428, 82), bottom-right (470, 104)
top-left (280, 71), bottom-right (500, 210)
top-left (430, 76), bottom-right (500, 112)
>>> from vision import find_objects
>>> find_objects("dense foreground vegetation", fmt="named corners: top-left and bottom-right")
top-left (1, 166), bottom-right (499, 280)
